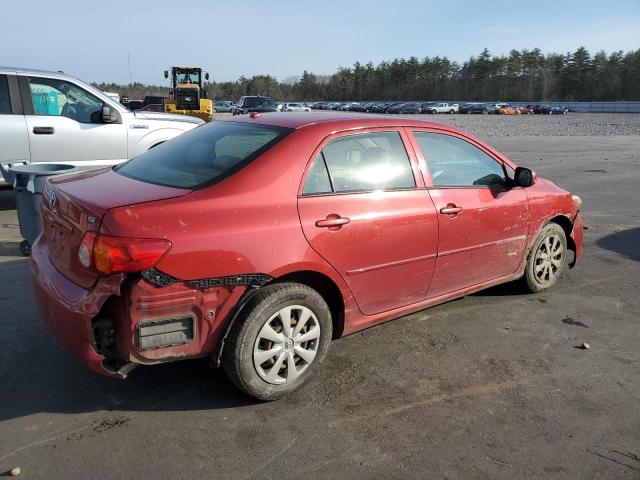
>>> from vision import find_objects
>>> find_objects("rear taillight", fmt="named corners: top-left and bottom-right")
top-left (78, 232), bottom-right (171, 276)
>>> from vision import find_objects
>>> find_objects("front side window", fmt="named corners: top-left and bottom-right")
top-left (414, 132), bottom-right (507, 188)
top-left (0, 75), bottom-right (10, 114)
top-left (318, 131), bottom-right (415, 193)
top-left (28, 77), bottom-right (103, 123)
top-left (117, 121), bottom-right (291, 189)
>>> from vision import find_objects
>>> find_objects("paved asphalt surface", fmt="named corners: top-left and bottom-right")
top-left (0, 116), bottom-right (639, 479)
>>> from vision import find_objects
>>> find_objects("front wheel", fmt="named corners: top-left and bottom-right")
top-left (523, 223), bottom-right (567, 293)
top-left (223, 283), bottom-right (333, 400)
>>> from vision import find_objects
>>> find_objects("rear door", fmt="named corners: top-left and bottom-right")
top-left (409, 129), bottom-right (529, 298)
top-left (19, 74), bottom-right (127, 166)
top-left (0, 73), bottom-right (30, 180)
top-left (298, 128), bottom-right (438, 316)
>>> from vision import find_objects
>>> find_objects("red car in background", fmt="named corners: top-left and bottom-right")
top-left (31, 113), bottom-right (583, 400)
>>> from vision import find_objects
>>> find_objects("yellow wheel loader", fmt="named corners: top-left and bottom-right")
top-left (164, 66), bottom-right (214, 122)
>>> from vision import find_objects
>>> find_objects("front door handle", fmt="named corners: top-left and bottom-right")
top-left (315, 214), bottom-right (350, 230)
top-left (440, 204), bottom-right (463, 215)
top-left (33, 126), bottom-right (54, 135)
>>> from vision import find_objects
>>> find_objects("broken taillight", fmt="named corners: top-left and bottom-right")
top-left (78, 232), bottom-right (171, 276)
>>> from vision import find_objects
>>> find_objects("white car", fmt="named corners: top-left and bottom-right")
top-left (0, 67), bottom-right (204, 185)
top-left (283, 102), bottom-right (311, 112)
top-left (423, 102), bottom-right (459, 114)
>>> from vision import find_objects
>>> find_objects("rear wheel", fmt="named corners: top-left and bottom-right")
top-left (523, 223), bottom-right (567, 292)
top-left (223, 283), bottom-right (332, 400)
top-left (19, 240), bottom-right (31, 256)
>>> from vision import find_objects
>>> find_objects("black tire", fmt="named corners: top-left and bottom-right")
top-left (19, 240), bottom-right (31, 256)
top-left (223, 282), bottom-right (333, 401)
top-left (522, 223), bottom-right (567, 293)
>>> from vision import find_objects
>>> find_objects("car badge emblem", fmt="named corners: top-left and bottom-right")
top-left (49, 191), bottom-right (57, 208)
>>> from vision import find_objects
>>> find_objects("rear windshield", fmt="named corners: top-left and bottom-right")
top-left (116, 121), bottom-right (291, 189)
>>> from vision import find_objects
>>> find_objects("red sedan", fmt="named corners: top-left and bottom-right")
top-left (31, 113), bottom-right (583, 400)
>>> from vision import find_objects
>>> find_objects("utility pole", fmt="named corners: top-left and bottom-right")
top-left (128, 53), bottom-right (133, 84)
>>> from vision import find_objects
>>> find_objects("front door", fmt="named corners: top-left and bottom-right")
top-left (410, 130), bottom-right (529, 298)
top-left (20, 75), bottom-right (127, 166)
top-left (298, 129), bottom-right (438, 316)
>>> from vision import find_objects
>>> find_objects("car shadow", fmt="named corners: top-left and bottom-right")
top-left (470, 280), bottom-right (527, 297)
top-left (0, 260), bottom-right (259, 423)
top-left (596, 227), bottom-right (640, 262)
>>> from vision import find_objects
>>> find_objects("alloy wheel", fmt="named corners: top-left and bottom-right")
top-left (533, 234), bottom-right (564, 286)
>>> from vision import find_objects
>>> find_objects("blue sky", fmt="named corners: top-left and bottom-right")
top-left (1, 0), bottom-right (638, 84)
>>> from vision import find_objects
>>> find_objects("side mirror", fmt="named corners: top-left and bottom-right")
top-left (205, 72), bottom-right (210, 81)
top-left (101, 105), bottom-right (119, 123)
top-left (164, 70), bottom-right (169, 79)
top-left (514, 167), bottom-right (534, 187)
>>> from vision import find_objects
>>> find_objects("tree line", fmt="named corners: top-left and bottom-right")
top-left (94, 47), bottom-right (640, 103)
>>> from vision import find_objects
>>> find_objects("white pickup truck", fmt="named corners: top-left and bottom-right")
top-left (423, 102), bottom-right (459, 114)
top-left (0, 67), bottom-right (204, 185)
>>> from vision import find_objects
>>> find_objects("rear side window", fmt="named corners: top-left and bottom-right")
top-left (0, 75), bottom-right (11, 114)
top-left (116, 121), bottom-right (291, 189)
top-left (317, 131), bottom-right (415, 193)
top-left (414, 132), bottom-right (507, 188)
top-left (303, 153), bottom-right (332, 195)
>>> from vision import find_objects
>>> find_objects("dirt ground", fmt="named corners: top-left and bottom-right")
top-left (0, 126), bottom-right (638, 479)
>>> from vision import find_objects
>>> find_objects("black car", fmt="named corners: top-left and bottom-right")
top-left (388, 103), bottom-right (421, 114)
top-left (232, 96), bottom-right (278, 115)
top-left (459, 103), bottom-right (489, 114)
top-left (122, 99), bottom-right (144, 111)
top-left (534, 104), bottom-right (568, 115)
top-left (385, 103), bottom-right (404, 114)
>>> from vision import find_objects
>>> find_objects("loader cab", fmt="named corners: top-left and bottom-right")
top-left (164, 67), bottom-right (210, 109)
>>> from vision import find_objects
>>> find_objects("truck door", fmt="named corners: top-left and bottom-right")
top-left (19, 75), bottom-right (127, 168)
top-left (0, 74), bottom-right (30, 182)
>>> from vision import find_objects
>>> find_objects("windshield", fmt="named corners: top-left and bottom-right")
top-left (116, 121), bottom-right (292, 189)
top-left (175, 69), bottom-right (201, 85)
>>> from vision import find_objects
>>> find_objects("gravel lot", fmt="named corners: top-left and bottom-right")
top-left (395, 112), bottom-right (640, 137)
top-left (0, 114), bottom-right (638, 479)
top-left (220, 112), bottom-right (640, 138)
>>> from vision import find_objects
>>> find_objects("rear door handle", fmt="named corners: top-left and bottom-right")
top-left (440, 204), bottom-right (463, 215)
top-left (315, 215), bottom-right (350, 229)
top-left (33, 126), bottom-right (54, 135)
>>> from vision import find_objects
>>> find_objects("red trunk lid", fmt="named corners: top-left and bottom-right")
top-left (41, 168), bottom-right (190, 288)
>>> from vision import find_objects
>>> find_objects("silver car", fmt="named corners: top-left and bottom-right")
top-left (0, 67), bottom-right (204, 185)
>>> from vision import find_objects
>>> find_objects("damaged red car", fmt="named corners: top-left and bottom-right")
top-left (31, 112), bottom-right (583, 400)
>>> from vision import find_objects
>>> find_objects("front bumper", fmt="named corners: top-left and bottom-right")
top-left (30, 235), bottom-right (124, 378)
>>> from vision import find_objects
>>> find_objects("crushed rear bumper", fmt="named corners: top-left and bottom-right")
top-left (30, 235), bottom-right (125, 378)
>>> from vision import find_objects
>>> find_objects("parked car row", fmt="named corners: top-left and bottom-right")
top-left (190, 98), bottom-right (571, 117)
top-left (309, 101), bottom-right (569, 115)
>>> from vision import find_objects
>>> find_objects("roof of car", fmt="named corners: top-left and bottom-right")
top-left (224, 111), bottom-right (467, 133)
top-left (0, 66), bottom-right (69, 76)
